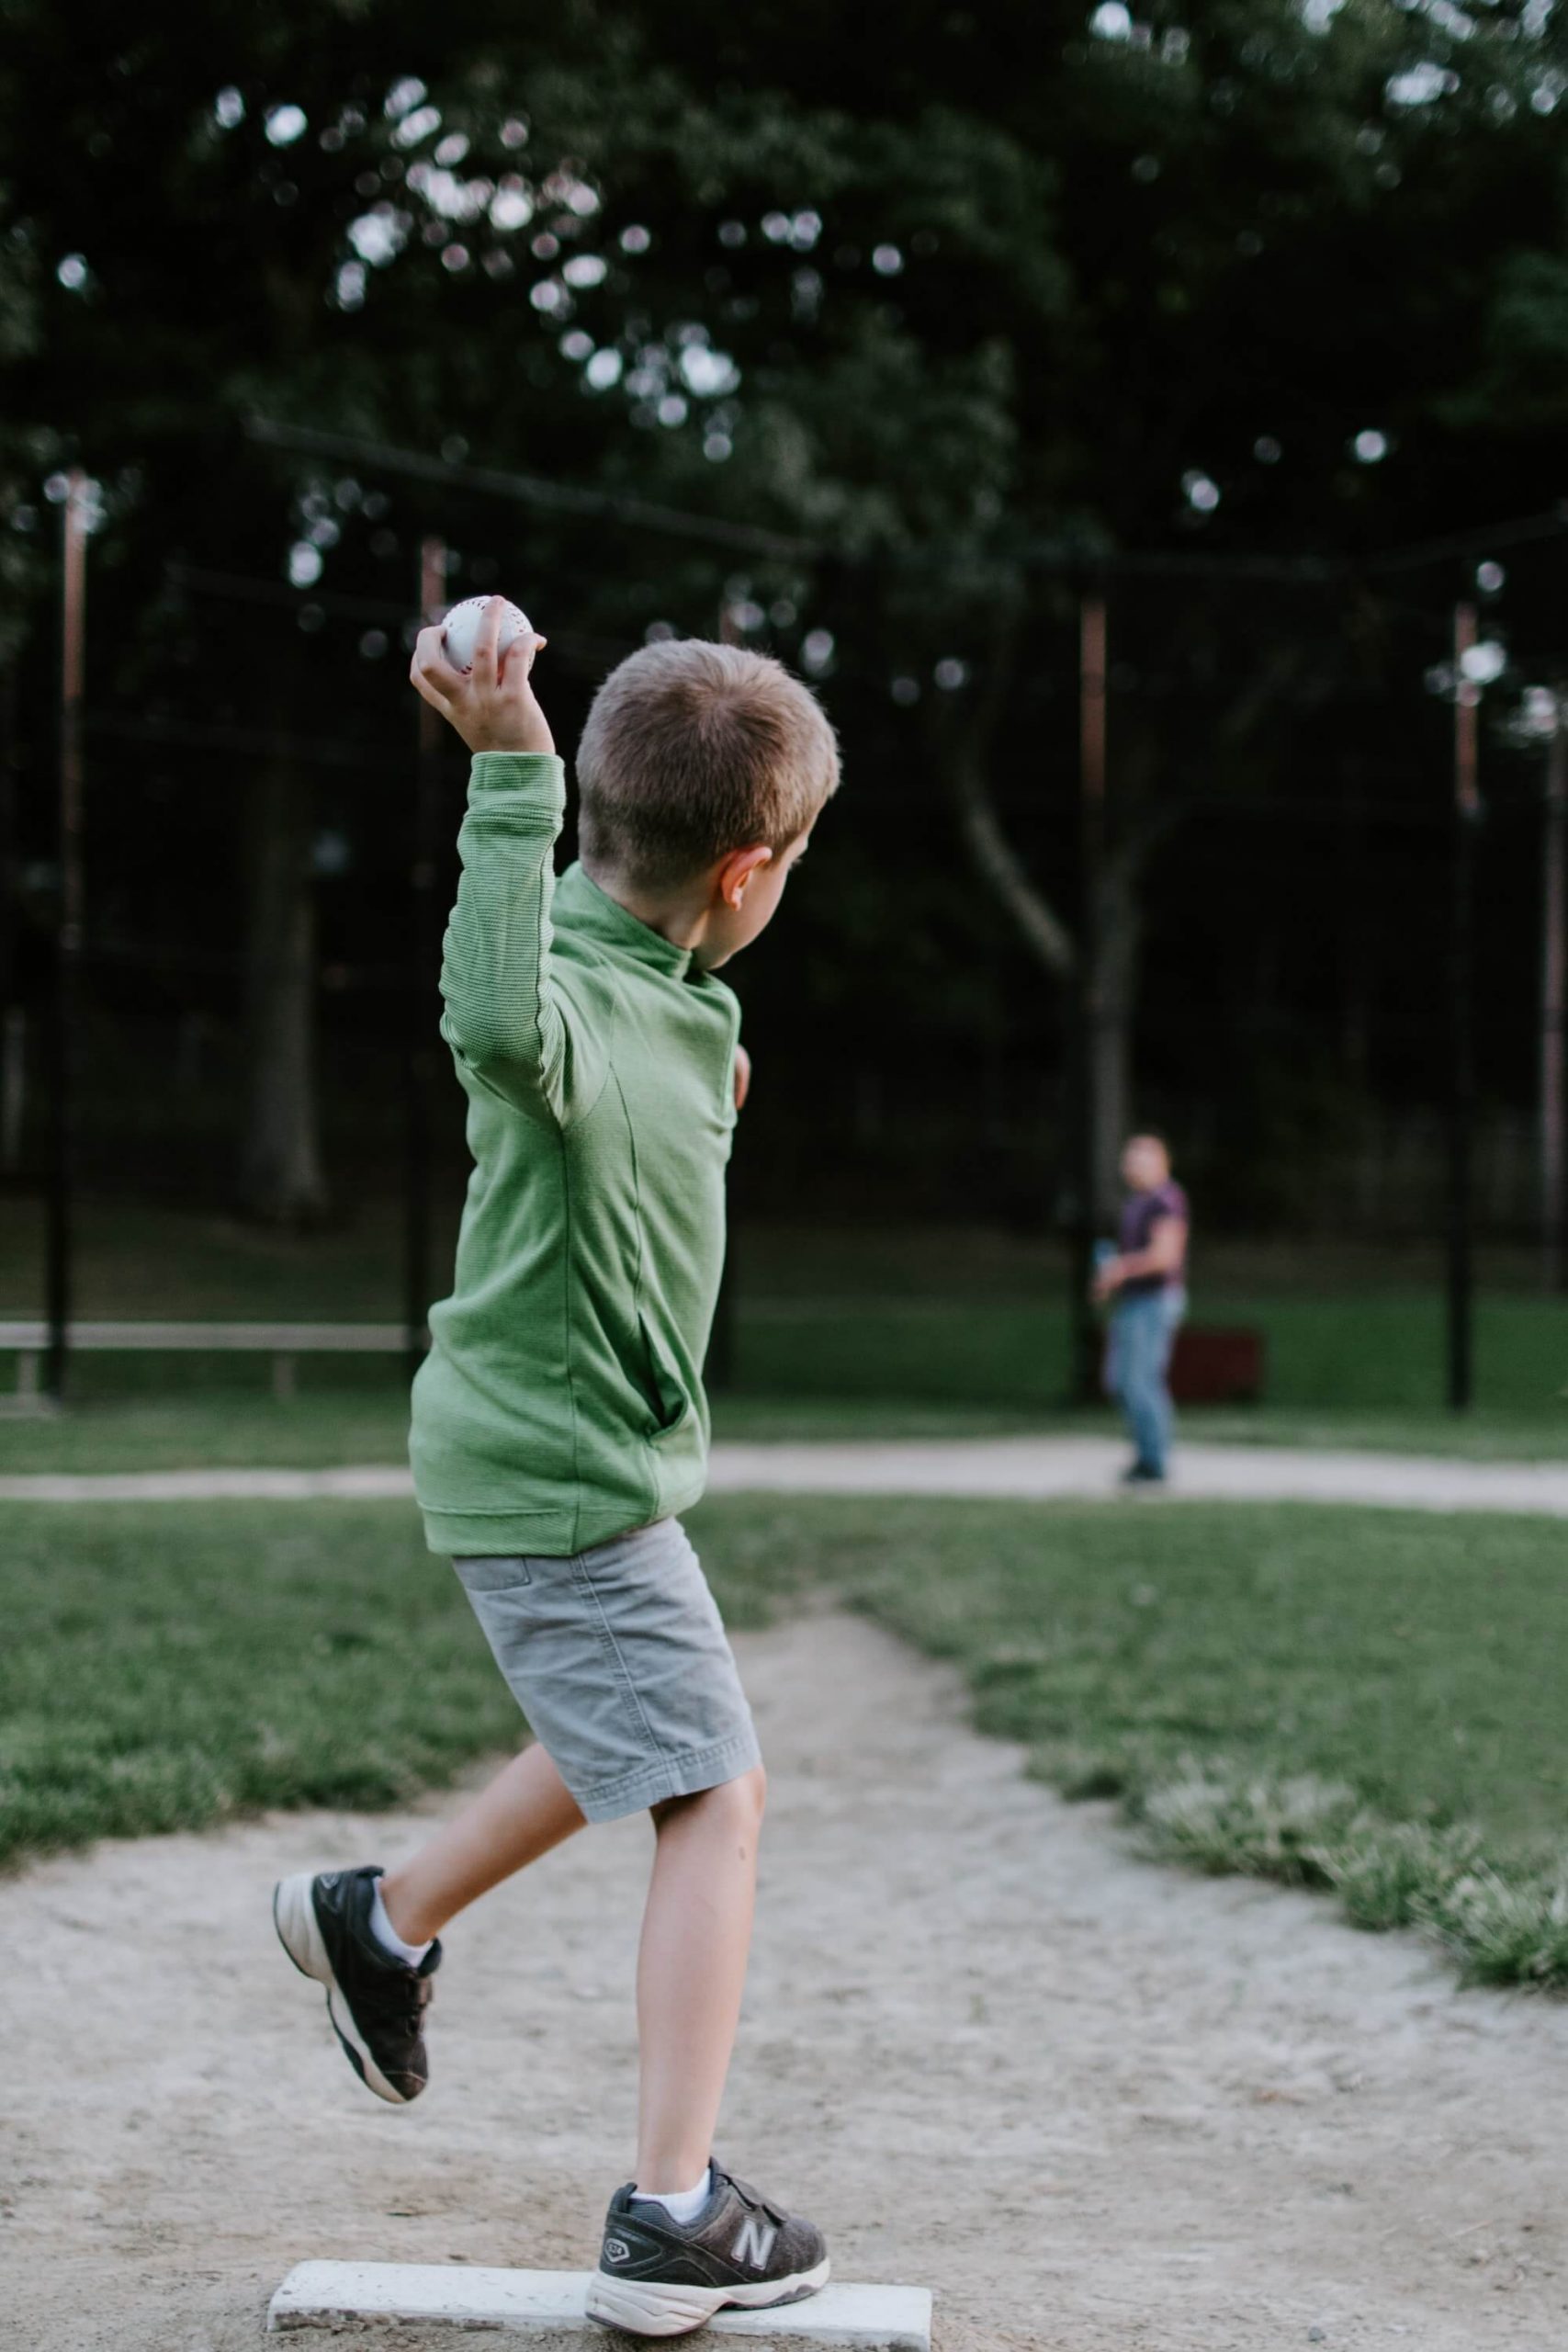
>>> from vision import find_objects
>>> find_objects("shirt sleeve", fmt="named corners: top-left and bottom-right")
top-left (438, 752), bottom-right (607, 1126)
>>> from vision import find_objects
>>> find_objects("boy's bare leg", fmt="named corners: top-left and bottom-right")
top-left (378, 1742), bottom-right (586, 1947)
top-left (634, 1765), bottom-right (767, 2192)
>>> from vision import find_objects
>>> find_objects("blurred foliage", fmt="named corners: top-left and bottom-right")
top-left (6, 9), bottom-right (1568, 518)
top-left (3, 1), bottom-right (1567, 628)
top-left (2, 0), bottom-right (1567, 1218)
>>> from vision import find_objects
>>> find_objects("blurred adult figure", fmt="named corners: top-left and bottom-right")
top-left (1094, 1134), bottom-right (1190, 1487)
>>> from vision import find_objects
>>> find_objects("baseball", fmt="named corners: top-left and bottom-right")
top-left (440, 595), bottom-right (534, 673)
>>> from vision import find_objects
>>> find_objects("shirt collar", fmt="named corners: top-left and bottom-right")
top-left (555, 861), bottom-right (695, 979)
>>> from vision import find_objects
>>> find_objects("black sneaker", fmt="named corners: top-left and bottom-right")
top-left (272, 1865), bottom-right (440, 2105)
top-left (1121, 1460), bottom-right (1168, 1487)
top-left (586, 2165), bottom-right (829, 2338)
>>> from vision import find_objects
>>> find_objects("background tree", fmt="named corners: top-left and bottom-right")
top-left (2, 0), bottom-right (1566, 1227)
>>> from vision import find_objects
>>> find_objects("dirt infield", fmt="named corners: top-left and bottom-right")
top-left (8, 1610), bottom-right (1567, 2350)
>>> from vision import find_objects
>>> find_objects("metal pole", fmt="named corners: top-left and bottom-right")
top-left (1541, 708), bottom-right (1567, 1291)
top-left (1448, 601), bottom-right (1479, 1411)
top-left (1074, 591), bottom-right (1107, 1403)
top-left (45, 470), bottom-right (87, 1401)
top-left (707, 593), bottom-right (742, 1391)
top-left (403, 535), bottom-right (446, 1374)
top-left (0, 661), bottom-right (20, 1171)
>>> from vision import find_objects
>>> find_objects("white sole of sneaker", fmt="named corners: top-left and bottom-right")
top-left (584, 2258), bottom-right (831, 2338)
top-left (272, 1872), bottom-right (408, 2107)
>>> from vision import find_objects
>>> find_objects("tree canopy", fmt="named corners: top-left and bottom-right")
top-left (5, 1), bottom-right (1567, 600)
top-left (3, 1), bottom-right (1566, 1223)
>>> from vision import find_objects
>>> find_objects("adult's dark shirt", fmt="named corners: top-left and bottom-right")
top-left (1117, 1179), bottom-right (1190, 1296)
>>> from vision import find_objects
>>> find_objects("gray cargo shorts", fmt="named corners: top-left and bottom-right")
top-left (453, 1517), bottom-right (761, 1823)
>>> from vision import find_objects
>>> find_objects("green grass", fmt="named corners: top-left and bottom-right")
top-left (0, 1370), bottom-right (417, 1472)
top-left (1, 1505), bottom-right (510, 1861)
top-left (2, 1365), bottom-right (1564, 1476)
top-left (731, 1225), bottom-right (1568, 1430)
top-left (0, 1195), bottom-right (453, 1325)
top-left (734, 1290), bottom-right (1568, 1435)
top-left (6, 1208), bottom-right (1568, 1460)
top-left (700, 1494), bottom-right (1568, 1990)
top-left (6, 1490), bottom-right (1568, 1991)
top-left (0, 1369), bottom-right (1054, 1475)
top-left (0, 1500), bottom-right (797, 1869)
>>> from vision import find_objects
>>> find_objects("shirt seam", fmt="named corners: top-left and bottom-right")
top-left (605, 1040), bottom-right (663, 1534)
top-left (558, 1112), bottom-right (585, 1556)
top-left (554, 958), bottom-right (615, 1133)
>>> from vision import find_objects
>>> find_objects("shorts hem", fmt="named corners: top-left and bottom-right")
top-left (572, 1726), bottom-right (762, 1824)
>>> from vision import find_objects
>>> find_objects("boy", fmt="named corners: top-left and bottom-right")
top-left (1093, 1132), bottom-right (1190, 1486)
top-left (273, 600), bottom-right (840, 2338)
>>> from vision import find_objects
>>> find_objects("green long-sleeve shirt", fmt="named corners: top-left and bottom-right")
top-left (409, 752), bottom-right (741, 1556)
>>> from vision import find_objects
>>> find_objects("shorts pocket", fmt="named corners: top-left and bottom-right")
top-left (453, 1555), bottom-right (536, 1595)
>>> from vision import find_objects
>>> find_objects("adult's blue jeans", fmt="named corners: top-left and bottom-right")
top-left (1105, 1287), bottom-right (1187, 1476)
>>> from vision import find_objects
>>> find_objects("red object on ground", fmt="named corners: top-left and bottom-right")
top-left (1169, 1326), bottom-right (1266, 1406)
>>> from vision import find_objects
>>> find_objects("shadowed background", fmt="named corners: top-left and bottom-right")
top-left (5, 0), bottom-right (1568, 1437)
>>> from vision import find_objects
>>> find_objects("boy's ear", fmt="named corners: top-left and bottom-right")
top-left (715, 844), bottom-right (773, 911)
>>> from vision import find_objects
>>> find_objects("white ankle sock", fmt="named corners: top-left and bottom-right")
top-left (367, 1877), bottom-right (432, 1969)
top-left (631, 2167), bottom-right (712, 2225)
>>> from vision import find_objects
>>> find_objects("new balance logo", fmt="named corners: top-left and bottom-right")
top-left (603, 2237), bottom-right (631, 2266)
top-left (732, 2214), bottom-right (778, 2271)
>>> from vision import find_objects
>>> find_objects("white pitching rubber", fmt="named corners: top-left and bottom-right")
top-left (585, 2256), bottom-right (832, 2335)
top-left (267, 2262), bottom-right (931, 2346)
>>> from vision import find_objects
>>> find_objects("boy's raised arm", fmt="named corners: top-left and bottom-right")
top-left (411, 600), bottom-right (602, 1125)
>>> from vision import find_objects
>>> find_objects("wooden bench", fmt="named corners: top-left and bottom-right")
top-left (0, 1319), bottom-right (415, 1405)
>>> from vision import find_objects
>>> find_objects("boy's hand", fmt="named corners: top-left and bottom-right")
top-left (410, 595), bottom-right (553, 754)
top-left (733, 1043), bottom-right (752, 1112)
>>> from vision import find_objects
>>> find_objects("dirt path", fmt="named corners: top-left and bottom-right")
top-left (9, 1611), bottom-right (1567, 2352)
top-left (9, 1434), bottom-right (1568, 1512)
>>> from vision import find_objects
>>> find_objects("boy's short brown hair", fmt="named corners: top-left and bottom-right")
top-left (576, 639), bottom-right (840, 886)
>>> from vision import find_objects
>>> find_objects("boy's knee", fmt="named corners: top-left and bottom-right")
top-left (703, 1762), bottom-right (767, 1828)
top-left (651, 1762), bottom-right (766, 1834)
